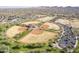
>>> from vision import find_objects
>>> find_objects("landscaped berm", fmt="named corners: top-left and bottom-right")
top-left (6, 25), bottom-right (26, 38)
top-left (19, 30), bottom-right (58, 44)
top-left (40, 22), bottom-right (60, 30)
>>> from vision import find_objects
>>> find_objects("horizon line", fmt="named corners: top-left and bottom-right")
top-left (0, 6), bottom-right (78, 8)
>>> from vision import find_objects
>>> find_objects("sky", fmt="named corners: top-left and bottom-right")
top-left (0, 0), bottom-right (79, 7)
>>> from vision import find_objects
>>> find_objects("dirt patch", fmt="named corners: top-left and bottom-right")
top-left (6, 26), bottom-right (26, 38)
top-left (40, 22), bottom-right (60, 30)
top-left (40, 24), bottom-right (49, 30)
top-left (31, 28), bottom-right (43, 35)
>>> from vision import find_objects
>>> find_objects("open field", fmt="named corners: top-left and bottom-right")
top-left (71, 20), bottom-right (79, 28)
top-left (37, 16), bottom-right (54, 22)
top-left (55, 18), bottom-right (79, 29)
top-left (55, 19), bottom-right (70, 25)
top-left (21, 21), bottom-right (41, 25)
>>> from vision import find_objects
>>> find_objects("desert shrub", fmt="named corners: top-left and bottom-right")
top-left (12, 45), bottom-right (20, 49)
top-left (46, 29), bottom-right (57, 32)
top-left (25, 43), bottom-right (45, 49)
top-left (0, 45), bottom-right (9, 53)
top-left (45, 47), bottom-right (52, 52)
top-left (48, 39), bottom-right (55, 47)
top-left (27, 50), bottom-right (43, 53)
top-left (73, 41), bottom-right (79, 53)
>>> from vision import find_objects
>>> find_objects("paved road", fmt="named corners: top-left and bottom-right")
top-left (0, 16), bottom-right (5, 22)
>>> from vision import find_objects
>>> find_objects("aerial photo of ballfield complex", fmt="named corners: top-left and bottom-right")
top-left (0, 6), bottom-right (79, 53)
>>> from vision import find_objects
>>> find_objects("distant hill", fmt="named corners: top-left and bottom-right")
top-left (0, 6), bottom-right (79, 15)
